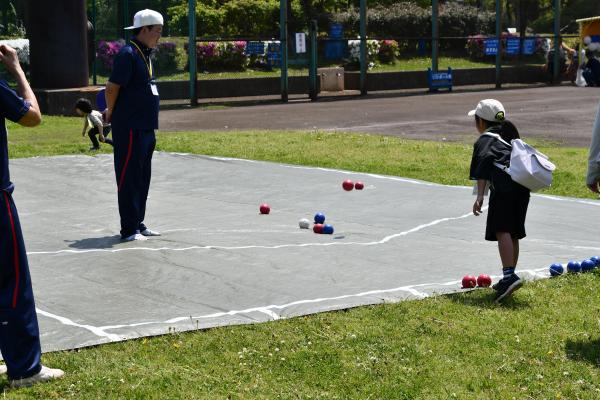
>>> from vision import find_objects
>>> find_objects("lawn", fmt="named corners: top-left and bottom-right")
top-left (87, 55), bottom-right (541, 83)
top-left (1, 117), bottom-right (599, 398)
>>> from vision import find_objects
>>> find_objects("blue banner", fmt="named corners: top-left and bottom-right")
top-left (266, 43), bottom-right (281, 67)
top-left (522, 38), bottom-right (536, 55)
top-left (506, 38), bottom-right (520, 55)
top-left (330, 23), bottom-right (343, 38)
top-left (484, 39), bottom-right (499, 56)
top-left (246, 41), bottom-right (265, 55)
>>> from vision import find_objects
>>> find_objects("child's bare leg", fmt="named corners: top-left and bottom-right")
top-left (493, 233), bottom-right (523, 301)
top-left (496, 232), bottom-right (515, 268)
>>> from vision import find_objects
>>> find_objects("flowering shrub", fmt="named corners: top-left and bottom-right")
top-left (192, 41), bottom-right (249, 71)
top-left (378, 40), bottom-right (399, 63)
top-left (346, 39), bottom-right (380, 70)
top-left (220, 41), bottom-right (248, 70)
top-left (97, 40), bottom-right (180, 74)
top-left (152, 42), bottom-right (179, 73)
top-left (97, 40), bottom-right (124, 72)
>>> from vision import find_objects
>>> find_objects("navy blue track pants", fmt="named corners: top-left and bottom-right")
top-left (113, 127), bottom-right (156, 238)
top-left (0, 190), bottom-right (42, 380)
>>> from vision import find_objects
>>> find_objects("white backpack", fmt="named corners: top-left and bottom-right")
top-left (484, 133), bottom-right (556, 192)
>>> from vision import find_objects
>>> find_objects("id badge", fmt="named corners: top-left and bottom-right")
top-left (150, 83), bottom-right (159, 96)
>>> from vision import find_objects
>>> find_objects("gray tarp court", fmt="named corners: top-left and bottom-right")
top-left (9, 152), bottom-right (600, 352)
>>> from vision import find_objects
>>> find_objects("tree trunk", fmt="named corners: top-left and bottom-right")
top-left (117, 0), bottom-right (124, 37)
top-left (25, 0), bottom-right (89, 88)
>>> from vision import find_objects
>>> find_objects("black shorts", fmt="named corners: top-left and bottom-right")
top-left (485, 188), bottom-right (530, 241)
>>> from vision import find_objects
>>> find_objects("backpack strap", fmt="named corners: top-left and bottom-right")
top-left (482, 132), bottom-right (511, 147)
top-left (481, 132), bottom-right (512, 173)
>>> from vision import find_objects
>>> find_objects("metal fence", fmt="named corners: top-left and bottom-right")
top-left (83, 1), bottom-right (572, 103)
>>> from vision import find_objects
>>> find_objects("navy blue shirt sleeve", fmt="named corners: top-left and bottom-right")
top-left (0, 79), bottom-right (30, 123)
top-left (109, 47), bottom-right (134, 87)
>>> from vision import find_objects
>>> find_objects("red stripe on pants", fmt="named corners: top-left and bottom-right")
top-left (118, 129), bottom-right (134, 192)
top-left (4, 192), bottom-right (19, 309)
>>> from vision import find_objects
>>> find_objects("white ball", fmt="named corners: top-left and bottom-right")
top-left (589, 42), bottom-right (600, 51)
top-left (584, 36), bottom-right (592, 45)
top-left (298, 218), bottom-right (310, 229)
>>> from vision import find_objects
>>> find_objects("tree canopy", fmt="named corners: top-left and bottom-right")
top-left (2, 0), bottom-right (600, 38)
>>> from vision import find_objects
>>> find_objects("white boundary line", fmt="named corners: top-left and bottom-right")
top-left (36, 266), bottom-right (551, 340)
top-left (27, 210), bottom-right (479, 256)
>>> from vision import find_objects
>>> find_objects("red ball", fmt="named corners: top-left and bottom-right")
top-left (342, 179), bottom-right (354, 191)
top-left (313, 223), bottom-right (324, 234)
top-left (354, 181), bottom-right (364, 190)
top-left (259, 203), bottom-right (270, 214)
top-left (461, 275), bottom-right (477, 289)
top-left (477, 274), bottom-right (492, 287)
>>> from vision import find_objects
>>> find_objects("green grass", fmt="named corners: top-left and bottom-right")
top-left (86, 55), bottom-right (542, 84)
top-left (8, 118), bottom-right (595, 199)
top-left (2, 118), bottom-right (600, 398)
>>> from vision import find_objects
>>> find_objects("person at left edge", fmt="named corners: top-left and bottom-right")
top-left (105, 9), bottom-right (163, 241)
top-left (0, 44), bottom-right (65, 388)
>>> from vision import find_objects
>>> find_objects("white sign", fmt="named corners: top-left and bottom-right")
top-left (295, 32), bottom-right (306, 53)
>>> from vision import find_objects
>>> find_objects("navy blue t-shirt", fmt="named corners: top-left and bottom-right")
top-left (109, 39), bottom-right (159, 130)
top-left (0, 79), bottom-right (30, 191)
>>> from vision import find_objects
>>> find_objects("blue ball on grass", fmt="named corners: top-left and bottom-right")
top-left (567, 261), bottom-right (581, 273)
top-left (549, 263), bottom-right (564, 277)
top-left (581, 259), bottom-right (596, 272)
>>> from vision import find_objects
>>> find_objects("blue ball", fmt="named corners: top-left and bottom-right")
top-left (591, 256), bottom-right (600, 266)
top-left (322, 224), bottom-right (334, 234)
top-left (549, 263), bottom-right (564, 277)
top-left (314, 212), bottom-right (326, 224)
top-left (567, 261), bottom-right (581, 273)
top-left (581, 259), bottom-right (596, 272)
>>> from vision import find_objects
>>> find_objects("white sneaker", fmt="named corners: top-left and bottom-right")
top-left (140, 228), bottom-right (161, 236)
top-left (0, 364), bottom-right (6, 375)
top-left (10, 365), bottom-right (65, 388)
top-left (122, 233), bottom-right (148, 241)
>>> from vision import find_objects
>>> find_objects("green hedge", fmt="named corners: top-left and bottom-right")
top-left (168, 0), bottom-right (494, 40)
top-left (333, 2), bottom-right (495, 39)
top-left (168, 0), bottom-right (287, 37)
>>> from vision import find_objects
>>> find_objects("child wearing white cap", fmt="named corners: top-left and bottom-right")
top-left (468, 99), bottom-right (530, 303)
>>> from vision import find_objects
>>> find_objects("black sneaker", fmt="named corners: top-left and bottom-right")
top-left (493, 274), bottom-right (523, 303)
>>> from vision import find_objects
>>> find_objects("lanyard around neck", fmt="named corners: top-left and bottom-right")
top-left (130, 40), bottom-right (153, 78)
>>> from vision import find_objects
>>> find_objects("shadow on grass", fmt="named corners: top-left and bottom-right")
top-left (65, 235), bottom-right (123, 249)
top-left (565, 337), bottom-right (600, 366)
top-left (446, 289), bottom-right (531, 310)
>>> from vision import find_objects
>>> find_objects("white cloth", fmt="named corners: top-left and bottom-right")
top-left (86, 110), bottom-right (108, 130)
top-left (586, 101), bottom-right (600, 185)
top-left (576, 68), bottom-right (587, 87)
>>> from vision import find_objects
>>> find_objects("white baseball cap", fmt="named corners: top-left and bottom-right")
top-left (124, 9), bottom-right (164, 30)
top-left (467, 99), bottom-right (506, 122)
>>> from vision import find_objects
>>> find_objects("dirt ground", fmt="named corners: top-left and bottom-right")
top-left (160, 84), bottom-right (600, 147)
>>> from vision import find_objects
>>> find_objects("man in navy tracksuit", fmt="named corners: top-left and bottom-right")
top-left (105, 9), bottom-right (163, 241)
top-left (0, 44), bottom-right (63, 387)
